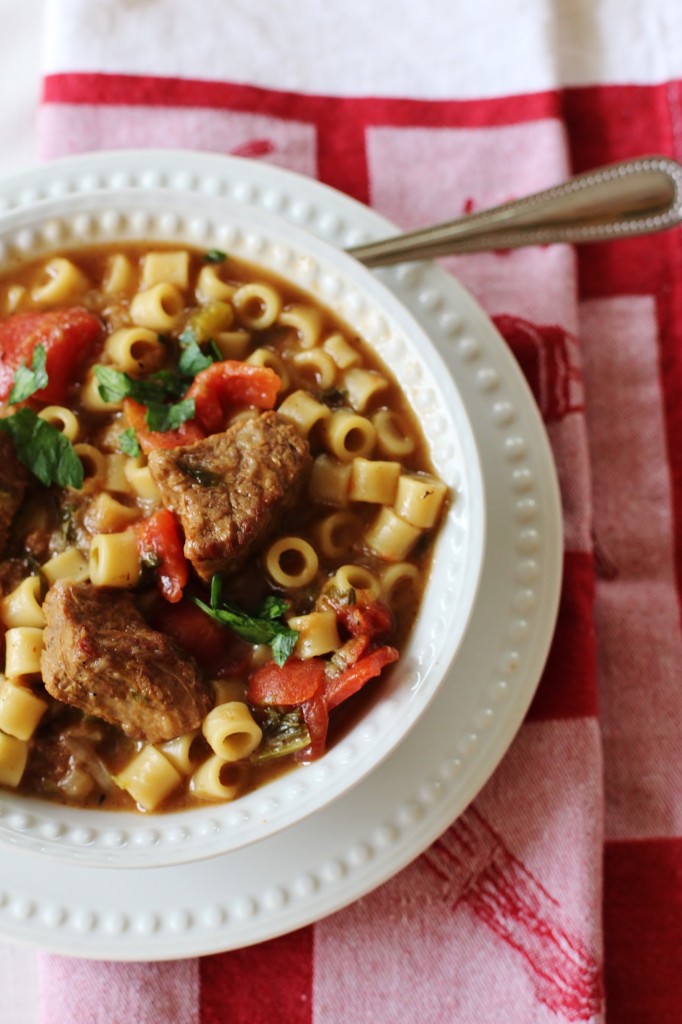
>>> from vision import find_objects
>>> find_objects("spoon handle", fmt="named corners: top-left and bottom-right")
top-left (348, 155), bottom-right (682, 267)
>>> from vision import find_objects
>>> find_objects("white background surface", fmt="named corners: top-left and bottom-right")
top-left (0, 0), bottom-right (46, 176)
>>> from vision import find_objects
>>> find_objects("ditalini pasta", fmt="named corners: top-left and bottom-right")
top-left (0, 242), bottom-right (449, 812)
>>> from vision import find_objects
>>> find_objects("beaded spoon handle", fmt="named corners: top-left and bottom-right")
top-left (348, 155), bottom-right (682, 267)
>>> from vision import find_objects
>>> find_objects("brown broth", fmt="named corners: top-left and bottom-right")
top-left (0, 243), bottom-right (446, 812)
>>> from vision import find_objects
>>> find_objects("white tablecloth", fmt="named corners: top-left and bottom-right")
top-left (0, 0), bottom-right (45, 175)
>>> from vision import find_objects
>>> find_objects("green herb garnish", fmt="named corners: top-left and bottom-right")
top-left (0, 407), bottom-right (83, 488)
top-left (191, 575), bottom-right (299, 667)
top-left (118, 427), bottom-right (141, 458)
top-left (178, 328), bottom-right (215, 377)
top-left (94, 365), bottom-right (197, 435)
top-left (251, 707), bottom-right (311, 762)
top-left (9, 344), bottom-right (49, 403)
top-left (144, 397), bottom-right (196, 433)
top-left (204, 249), bottom-right (227, 264)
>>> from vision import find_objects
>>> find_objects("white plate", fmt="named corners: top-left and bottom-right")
top-left (0, 165), bottom-right (485, 867)
top-left (0, 151), bottom-right (562, 958)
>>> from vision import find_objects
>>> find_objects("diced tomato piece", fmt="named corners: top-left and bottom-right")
top-left (337, 599), bottom-right (394, 639)
top-left (138, 508), bottom-right (189, 603)
top-left (185, 360), bottom-right (281, 434)
top-left (152, 598), bottom-right (246, 674)
top-left (299, 691), bottom-right (329, 760)
top-left (0, 308), bottom-right (102, 404)
top-left (247, 657), bottom-right (326, 707)
top-left (123, 398), bottom-right (205, 454)
top-left (325, 645), bottom-right (399, 710)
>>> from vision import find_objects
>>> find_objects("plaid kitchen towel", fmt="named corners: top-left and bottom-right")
top-left (4, 0), bottom-right (682, 1021)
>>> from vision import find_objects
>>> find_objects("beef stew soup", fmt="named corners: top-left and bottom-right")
top-left (0, 244), bottom-right (447, 812)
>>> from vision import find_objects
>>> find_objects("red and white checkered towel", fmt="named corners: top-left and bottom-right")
top-left (6, 0), bottom-right (682, 1020)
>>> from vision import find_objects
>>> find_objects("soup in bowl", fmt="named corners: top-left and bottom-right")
top-left (0, 177), bottom-right (484, 865)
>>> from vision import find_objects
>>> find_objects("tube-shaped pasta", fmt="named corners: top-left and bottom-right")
top-left (89, 530), bottom-right (141, 588)
top-left (232, 281), bottom-right (282, 329)
top-left (265, 537), bottom-right (319, 588)
top-left (195, 264), bottom-right (236, 304)
top-left (38, 405), bottom-right (79, 442)
top-left (84, 493), bottom-right (143, 534)
top-left (0, 679), bottom-right (48, 741)
top-left (279, 303), bottom-right (323, 349)
top-left (104, 327), bottom-right (165, 376)
top-left (342, 368), bottom-right (389, 412)
top-left (80, 369), bottom-right (122, 414)
top-left (247, 348), bottom-right (290, 390)
top-left (323, 332), bottom-right (362, 369)
top-left (292, 348), bottom-right (337, 390)
top-left (349, 458), bottom-right (401, 505)
top-left (124, 460), bottom-right (162, 502)
top-left (73, 443), bottom-right (107, 488)
top-left (332, 564), bottom-right (381, 601)
top-left (308, 455), bottom-right (352, 507)
top-left (129, 283), bottom-right (184, 331)
top-left (102, 253), bottom-right (136, 295)
top-left (373, 409), bottom-right (416, 458)
top-left (202, 702), bottom-right (263, 761)
top-left (115, 746), bottom-right (182, 811)
top-left (0, 732), bottom-right (28, 788)
top-left (140, 250), bottom-right (190, 290)
top-left (41, 547), bottom-right (90, 586)
top-left (288, 610), bottom-right (340, 659)
top-left (277, 390), bottom-right (331, 439)
top-left (104, 453), bottom-right (131, 494)
top-left (365, 508), bottom-right (422, 561)
top-left (211, 329), bottom-right (252, 360)
top-left (380, 561), bottom-right (420, 603)
top-left (393, 473), bottom-right (448, 529)
top-left (158, 730), bottom-right (204, 775)
top-left (313, 511), bottom-right (362, 561)
top-left (323, 410), bottom-right (376, 461)
top-left (31, 257), bottom-right (88, 305)
top-left (190, 755), bottom-right (242, 802)
top-left (5, 627), bottom-right (43, 677)
top-left (0, 576), bottom-right (45, 629)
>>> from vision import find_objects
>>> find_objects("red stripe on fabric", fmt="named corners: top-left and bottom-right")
top-left (604, 837), bottom-right (682, 1024)
top-left (200, 926), bottom-right (313, 1024)
top-left (426, 808), bottom-right (603, 1020)
top-left (565, 82), bottom-right (682, 645)
top-left (526, 551), bottom-right (598, 721)
top-left (42, 72), bottom-right (560, 126)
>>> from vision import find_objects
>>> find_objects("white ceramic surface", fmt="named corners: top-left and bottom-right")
top-left (0, 152), bottom-right (485, 867)
top-left (0, 152), bottom-right (562, 957)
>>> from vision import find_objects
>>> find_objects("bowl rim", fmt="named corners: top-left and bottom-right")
top-left (0, 151), bottom-right (487, 867)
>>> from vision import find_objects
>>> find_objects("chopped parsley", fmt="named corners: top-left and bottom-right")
top-left (192, 575), bottom-right (299, 667)
top-left (94, 365), bottom-right (197, 434)
top-left (118, 427), bottom-right (141, 458)
top-left (0, 407), bottom-right (84, 489)
top-left (9, 344), bottom-right (48, 403)
top-left (177, 328), bottom-right (215, 377)
top-left (204, 249), bottom-right (227, 264)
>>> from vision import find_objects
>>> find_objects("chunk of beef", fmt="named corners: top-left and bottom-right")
top-left (148, 411), bottom-right (312, 581)
top-left (40, 582), bottom-right (213, 744)
top-left (0, 432), bottom-right (29, 553)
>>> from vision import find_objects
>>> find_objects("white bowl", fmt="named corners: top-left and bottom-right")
top-left (0, 151), bottom-right (485, 867)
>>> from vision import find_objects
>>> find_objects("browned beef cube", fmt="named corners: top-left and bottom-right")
top-left (41, 582), bottom-right (213, 744)
top-left (0, 433), bottom-right (28, 553)
top-left (148, 411), bottom-right (311, 581)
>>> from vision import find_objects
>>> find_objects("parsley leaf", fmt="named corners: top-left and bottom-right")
top-left (94, 365), bottom-right (168, 406)
top-left (9, 344), bottom-right (49, 404)
top-left (0, 407), bottom-right (84, 488)
top-left (178, 329), bottom-right (215, 377)
top-left (145, 398), bottom-right (196, 432)
top-left (191, 574), bottom-right (299, 667)
top-left (204, 249), bottom-right (227, 264)
top-left (119, 427), bottom-right (141, 458)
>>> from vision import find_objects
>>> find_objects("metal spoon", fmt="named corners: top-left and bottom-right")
top-left (347, 155), bottom-right (682, 267)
